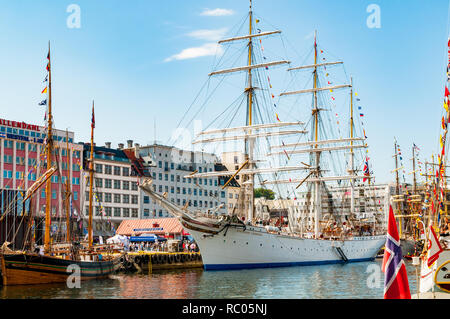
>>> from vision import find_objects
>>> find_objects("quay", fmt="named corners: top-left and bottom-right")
top-left (119, 251), bottom-right (203, 273)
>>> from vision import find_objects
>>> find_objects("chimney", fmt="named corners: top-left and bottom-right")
top-left (134, 143), bottom-right (140, 157)
top-left (118, 143), bottom-right (124, 149)
top-left (127, 140), bottom-right (133, 148)
top-left (105, 142), bottom-right (111, 149)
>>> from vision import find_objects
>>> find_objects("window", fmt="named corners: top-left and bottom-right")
top-left (105, 179), bottom-right (112, 188)
top-left (122, 208), bottom-right (130, 218)
top-left (143, 209), bottom-right (150, 217)
top-left (131, 182), bottom-right (138, 191)
top-left (114, 166), bottom-right (121, 176)
top-left (114, 194), bottom-right (121, 203)
top-left (4, 140), bottom-right (13, 148)
top-left (122, 181), bottom-right (130, 190)
top-left (123, 167), bottom-right (129, 176)
top-left (28, 144), bottom-right (37, 152)
top-left (158, 161), bottom-right (162, 168)
top-left (123, 194), bottom-right (130, 204)
top-left (105, 207), bottom-right (112, 217)
top-left (104, 165), bottom-right (112, 174)
top-left (95, 178), bottom-right (103, 188)
top-left (73, 191), bottom-right (78, 201)
top-left (3, 155), bottom-right (12, 164)
top-left (131, 195), bottom-right (138, 204)
top-left (105, 193), bottom-right (112, 203)
top-left (72, 177), bottom-right (80, 185)
top-left (114, 180), bottom-right (121, 189)
top-left (159, 173), bottom-right (162, 180)
top-left (16, 171), bottom-right (24, 180)
top-left (144, 196), bottom-right (150, 204)
top-left (52, 190), bottom-right (57, 199)
top-left (114, 207), bottom-right (121, 217)
top-left (95, 164), bottom-right (103, 174)
top-left (96, 192), bottom-right (103, 202)
top-left (17, 142), bottom-right (25, 150)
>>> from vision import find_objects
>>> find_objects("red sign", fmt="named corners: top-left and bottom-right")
top-left (0, 119), bottom-right (40, 132)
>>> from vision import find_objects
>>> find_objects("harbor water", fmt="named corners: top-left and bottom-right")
top-left (0, 259), bottom-right (419, 299)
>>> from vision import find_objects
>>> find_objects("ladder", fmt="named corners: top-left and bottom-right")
top-left (335, 246), bottom-right (348, 262)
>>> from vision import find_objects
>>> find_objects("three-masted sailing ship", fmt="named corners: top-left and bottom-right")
top-left (140, 0), bottom-right (385, 270)
top-left (0, 44), bottom-right (121, 286)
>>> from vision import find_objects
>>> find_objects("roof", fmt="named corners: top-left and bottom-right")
top-left (116, 218), bottom-right (184, 236)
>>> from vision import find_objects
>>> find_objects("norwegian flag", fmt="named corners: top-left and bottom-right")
top-left (382, 206), bottom-right (411, 299)
top-left (363, 157), bottom-right (370, 182)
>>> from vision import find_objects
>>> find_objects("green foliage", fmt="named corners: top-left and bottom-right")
top-left (254, 188), bottom-right (276, 200)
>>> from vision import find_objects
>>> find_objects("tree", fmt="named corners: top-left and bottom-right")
top-left (254, 188), bottom-right (276, 200)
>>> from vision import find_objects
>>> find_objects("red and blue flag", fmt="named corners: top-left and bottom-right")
top-left (381, 206), bottom-right (411, 299)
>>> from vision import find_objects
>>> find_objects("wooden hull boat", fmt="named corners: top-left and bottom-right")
top-left (0, 253), bottom-right (121, 286)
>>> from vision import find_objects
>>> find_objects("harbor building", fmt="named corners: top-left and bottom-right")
top-left (0, 117), bottom-right (83, 246)
top-left (129, 143), bottom-right (230, 218)
top-left (80, 141), bottom-right (150, 235)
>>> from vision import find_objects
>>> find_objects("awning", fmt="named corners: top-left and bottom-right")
top-left (129, 235), bottom-right (167, 242)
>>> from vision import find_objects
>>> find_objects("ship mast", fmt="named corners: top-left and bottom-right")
top-left (245, 0), bottom-right (255, 222)
top-left (88, 101), bottom-right (95, 250)
top-left (349, 77), bottom-right (355, 219)
top-left (44, 42), bottom-right (53, 254)
top-left (313, 31), bottom-right (322, 239)
top-left (65, 129), bottom-right (71, 243)
top-left (412, 144), bottom-right (417, 194)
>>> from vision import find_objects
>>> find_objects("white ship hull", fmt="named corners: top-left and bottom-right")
top-left (184, 219), bottom-right (385, 270)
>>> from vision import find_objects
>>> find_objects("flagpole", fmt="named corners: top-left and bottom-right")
top-left (44, 41), bottom-right (53, 254)
top-left (65, 129), bottom-right (71, 246)
top-left (88, 101), bottom-right (95, 251)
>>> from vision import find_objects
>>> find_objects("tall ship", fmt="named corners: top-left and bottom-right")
top-left (141, 0), bottom-right (385, 270)
top-left (0, 44), bottom-right (121, 285)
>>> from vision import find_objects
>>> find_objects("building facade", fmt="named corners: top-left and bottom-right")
top-left (135, 143), bottom-right (229, 218)
top-left (0, 117), bottom-right (83, 242)
top-left (80, 141), bottom-right (147, 234)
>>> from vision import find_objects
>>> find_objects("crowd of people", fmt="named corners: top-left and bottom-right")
top-left (125, 239), bottom-right (198, 253)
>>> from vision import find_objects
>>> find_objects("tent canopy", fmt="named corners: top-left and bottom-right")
top-left (129, 234), bottom-right (167, 243)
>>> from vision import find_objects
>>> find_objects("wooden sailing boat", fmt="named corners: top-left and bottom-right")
top-left (0, 43), bottom-right (121, 286)
top-left (390, 140), bottom-right (420, 256)
top-left (140, 0), bottom-right (385, 270)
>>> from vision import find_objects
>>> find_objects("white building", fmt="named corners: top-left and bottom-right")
top-left (81, 141), bottom-right (143, 235)
top-left (136, 143), bottom-right (229, 218)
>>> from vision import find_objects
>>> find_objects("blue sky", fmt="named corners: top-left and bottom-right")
top-left (0, 0), bottom-right (449, 184)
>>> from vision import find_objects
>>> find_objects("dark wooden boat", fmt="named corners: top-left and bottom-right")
top-left (0, 253), bottom-right (121, 286)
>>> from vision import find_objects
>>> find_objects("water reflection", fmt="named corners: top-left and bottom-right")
top-left (0, 260), bottom-right (419, 299)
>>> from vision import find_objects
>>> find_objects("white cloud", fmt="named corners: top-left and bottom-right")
top-left (200, 8), bottom-right (235, 17)
top-left (164, 43), bottom-right (223, 62)
top-left (187, 28), bottom-right (228, 41)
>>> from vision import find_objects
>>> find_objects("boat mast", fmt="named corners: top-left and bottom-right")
top-left (44, 42), bottom-right (53, 254)
top-left (313, 31), bottom-right (322, 239)
top-left (88, 101), bottom-right (95, 250)
top-left (245, 0), bottom-right (255, 223)
top-left (412, 144), bottom-right (417, 194)
top-left (349, 77), bottom-right (355, 219)
top-left (65, 129), bottom-right (71, 243)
